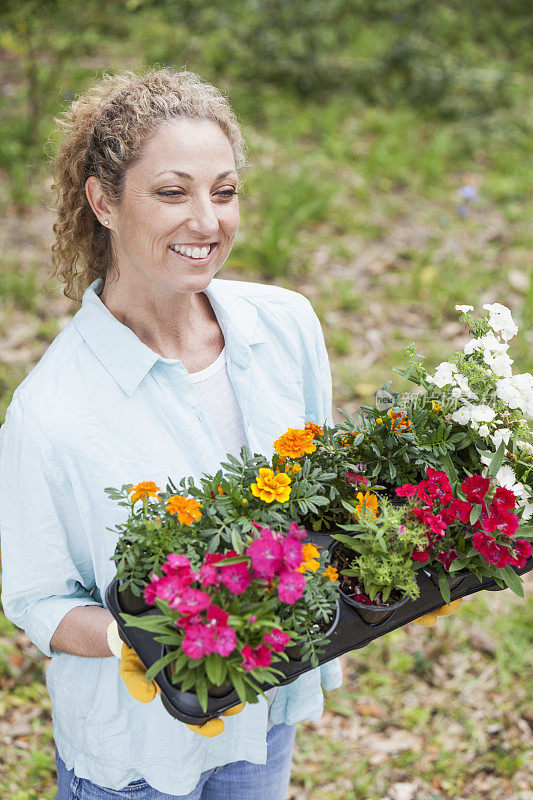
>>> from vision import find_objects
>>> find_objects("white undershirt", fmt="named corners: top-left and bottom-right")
top-left (187, 347), bottom-right (279, 723)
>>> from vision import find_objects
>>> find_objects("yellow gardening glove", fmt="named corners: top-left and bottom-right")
top-left (413, 598), bottom-right (463, 626)
top-left (107, 621), bottom-right (245, 736)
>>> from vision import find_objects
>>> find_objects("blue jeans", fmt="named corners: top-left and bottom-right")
top-left (55, 723), bottom-right (296, 799)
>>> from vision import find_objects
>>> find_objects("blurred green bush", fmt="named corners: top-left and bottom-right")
top-left (1, 0), bottom-right (531, 208)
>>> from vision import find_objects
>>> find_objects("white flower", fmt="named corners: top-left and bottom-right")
top-left (483, 351), bottom-right (514, 378)
top-left (519, 500), bottom-right (533, 521)
top-left (451, 386), bottom-right (463, 398)
top-left (470, 419), bottom-right (479, 430)
top-left (482, 302), bottom-right (519, 341)
top-left (517, 439), bottom-right (533, 455)
top-left (454, 373), bottom-right (477, 399)
top-left (469, 404), bottom-right (495, 423)
top-left (478, 424), bottom-right (489, 437)
top-left (427, 361), bottom-right (458, 388)
top-left (455, 304), bottom-right (474, 313)
top-left (451, 405), bottom-right (472, 424)
top-left (511, 481), bottom-right (530, 502)
top-left (494, 464), bottom-right (517, 488)
top-left (464, 333), bottom-right (509, 356)
top-left (496, 375), bottom-right (533, 417)
top-left (490, 427), bottom-right (511, 449)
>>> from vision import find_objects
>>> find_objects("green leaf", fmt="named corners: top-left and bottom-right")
top-left (196, 679), bottom-right (208, 712)
top-left (230, 671), bottom-right (246, 704)
top-left (498, 565), bottom-right (524, 597)
top-left (487, 439), bottom-right (506, 478)
top-left (469, 504), bottom-right (483, 525)
top-left (144, 649), bottom-right (176, 683)
top-left (438, 575), bottom-right (451, 605)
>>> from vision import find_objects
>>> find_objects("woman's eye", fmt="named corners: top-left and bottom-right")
top-left (157, 189), bottom-right (237, 198)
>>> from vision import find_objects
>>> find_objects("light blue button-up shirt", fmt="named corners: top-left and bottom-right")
top-left (0, 276), bottom-right (342, 794)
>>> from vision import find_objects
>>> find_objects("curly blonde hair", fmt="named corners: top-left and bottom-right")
top-left (48, 66), bottom-right (251, 303)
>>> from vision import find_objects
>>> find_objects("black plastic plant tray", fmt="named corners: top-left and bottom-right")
top-left (105, 532), bottom-right (533, 725)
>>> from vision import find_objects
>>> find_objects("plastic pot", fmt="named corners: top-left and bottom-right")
top-left (328, 541), bottom-right (413, 626)
top-left (118, 582), bottom-right (151, 614)
top-left (285, 599), bottom-right (340, 662)
top-left (164, 653), bottom-right (234, 699)
top-left (341, 588), bottom-right (411, 626)
top-left (425, 566), bottom-right (470, 594)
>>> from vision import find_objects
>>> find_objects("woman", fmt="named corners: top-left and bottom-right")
top-left (0, 67), bottom-right (342, 799)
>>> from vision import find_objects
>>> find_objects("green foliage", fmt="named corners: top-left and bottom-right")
top-left (331, 500), bottom-right (427, 601)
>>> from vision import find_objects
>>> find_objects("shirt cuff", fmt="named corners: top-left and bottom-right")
top-left (25, 594), bottom-right (103, 658)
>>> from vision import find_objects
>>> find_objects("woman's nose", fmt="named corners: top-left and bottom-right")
top-left (186, 194), bottom-right (220, 235)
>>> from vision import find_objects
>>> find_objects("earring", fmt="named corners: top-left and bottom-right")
top-left (104, 220), bottom-right (109, 225)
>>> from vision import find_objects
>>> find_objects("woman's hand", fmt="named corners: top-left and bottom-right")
top-left (413, 597), bottom-right (462, 626)
top-left (107, 621), bottom-right (245, 736)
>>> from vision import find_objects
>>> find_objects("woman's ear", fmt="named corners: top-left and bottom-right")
top-left (85, 176), bottom-right (115, 230)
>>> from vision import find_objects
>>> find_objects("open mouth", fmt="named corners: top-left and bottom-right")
top-left (168, 242), bottom-right (218, 264)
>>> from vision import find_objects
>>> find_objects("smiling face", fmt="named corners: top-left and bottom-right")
top-left (95, 117), bottom-right (240, 296)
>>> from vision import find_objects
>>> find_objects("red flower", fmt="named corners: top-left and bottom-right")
top-left (481, 509), bottom-right (519, 537)
top-left (277, 569), bottom-right (306, 604)
top-left (396, 483), bottom-right (418, 498)
top-left (182, 624), bottom-right (216, 659)
top-left (472, 531), bottom-right (512, 568)
top-left (213, 625), bottom-right (237, 657)
top-left (264, 628), bottom-right (292, 652)
top-left (411, 507), bottom-right (447, 536)
top-left (345, 471), bottom-right (368, 486)
top-left (436, 548), bottom-right (458, 570)
top-left (445, 498), bottom-right (472, 525)
top-left (219, 561), bottom-right (251, 594)
top-left (241, 643), bottom-right (272, 672)
top-left (461, 475), bottom-right (490, 505)
top-left (287, 521), bottom-right (308, 540)
top-left (164, 554), bottom-right (192, 571)
top-left (282, 537), bottom-right (304, 570)
top-left (351, 592), bottom-right (373, 605)
top-left (411, 549), bottom-right (430, 563)
top-left (425, 468), bottom-right (454, 503)
top-left (511, 539), bottom-right (532, 568)
top-left (170, 587), bottom-right (211, 615)
top-left (490, 486), bottom-right (516, 513)
top-left (206, 604), bottom-right (229, 626)
top-left (198, 552), bottom-right (226, 586)
top-left (247, 531), bottom-right (284, 578)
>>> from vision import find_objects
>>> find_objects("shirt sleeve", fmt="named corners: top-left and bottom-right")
top-left (0, 396), bottom-right (102, 658)
top-left (301, 297), bottom-right (334, 428)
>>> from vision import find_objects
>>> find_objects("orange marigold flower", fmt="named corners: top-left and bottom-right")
top-left (165, 495), bottom-right (203, 525)
top-left (323, 565), bottom-right (339, 581)
top-left (250, 468), bottom-right (292, 503)
top-left (273, 427), bottom-right (317, 459)
top-left (387, 409), bottom-right (411, 432)
top-left (305, 422), bottom-right (324, 438)
top-left (278, 462), bottom-right (302, 477)
top-left (341, 430), bottom-right (360, 446)
top-left (128, 481), bottom-right (161, 505)
top-left (352, 490), bottom-right (379, 521)
top-left (296, 543), bottom-right (321, 573)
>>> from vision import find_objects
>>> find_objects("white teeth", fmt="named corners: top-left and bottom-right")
top-left (170, 244), bottom-right (211, 259)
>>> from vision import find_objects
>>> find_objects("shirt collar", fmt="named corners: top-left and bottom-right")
top-left (73, 277), bottom-right (265, 397)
